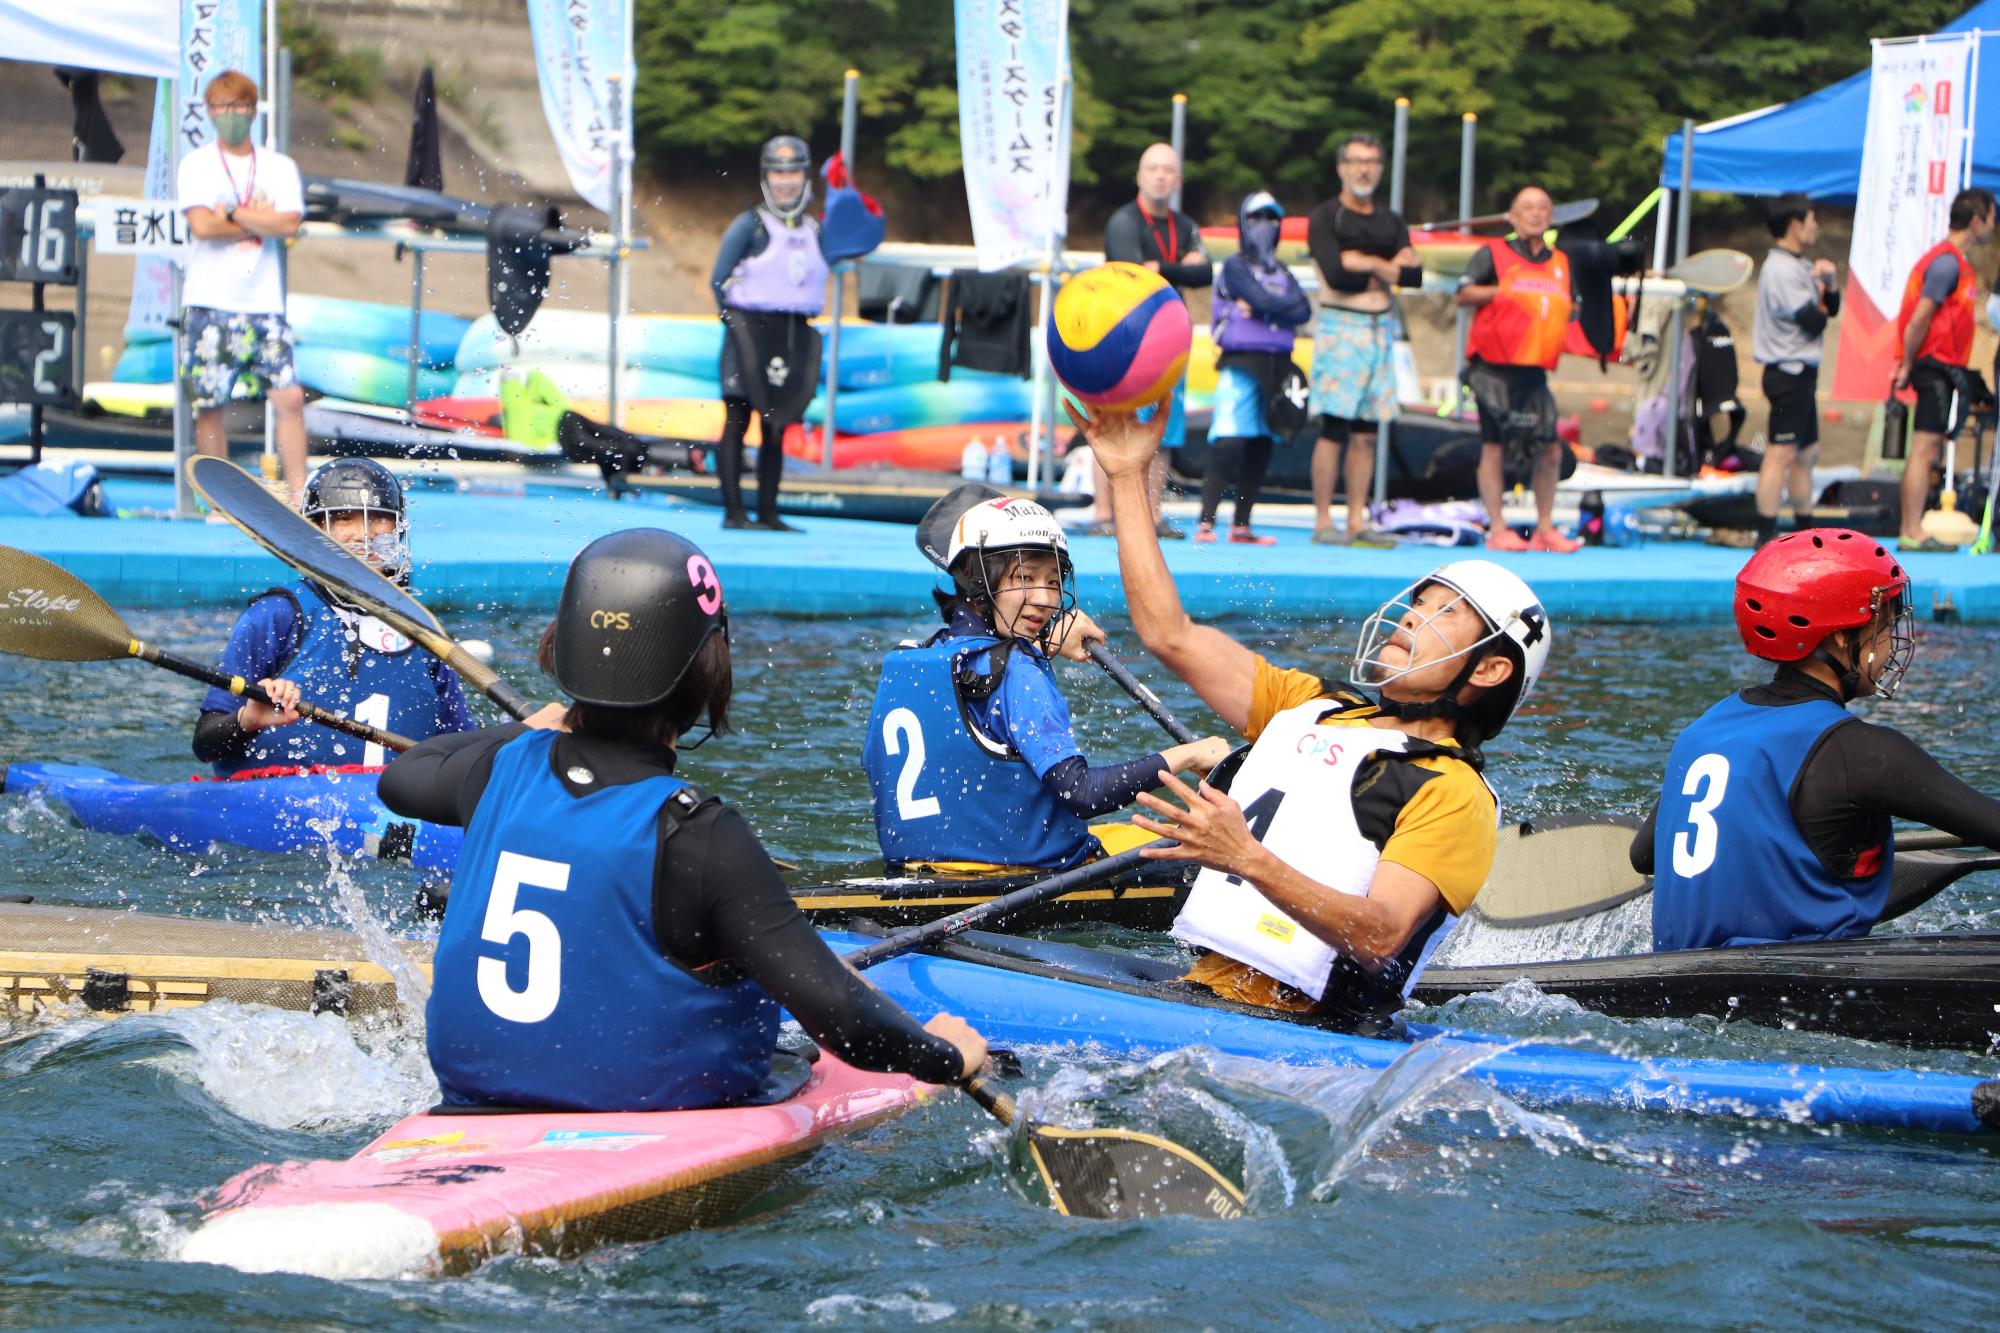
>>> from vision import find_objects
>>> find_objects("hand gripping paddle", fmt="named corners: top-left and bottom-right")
top-left (0, 543), bottom-right (414, 755)
top-left (844, 844), bottom-right (1249, 1221)
top-left (187, 456), bottom-right (536, 721)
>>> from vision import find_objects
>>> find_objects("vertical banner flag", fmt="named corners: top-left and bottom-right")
top-left (1833, 35), bottom-right (1974, 402)
top-left (128, 0), bottom-right (263, 338)
top-left (955, 0), bottom-right (1071, 271)
top-left (526, 0), bottom-right (631, 215)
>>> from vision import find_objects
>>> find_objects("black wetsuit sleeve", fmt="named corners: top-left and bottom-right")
top-left (1043, 753), bottom-right (1168, 819)
top-left (192, 708), bottom-right (253, 764)
top-left (1630, 801), bottom-right (1658, 874)
top-left (1807, 720), bottom-right (2000, 856)
top-left (1824, 286), bottom-right (1841, 318)
top-left (709, 211), bottom-right (767, 309)
top-left (1163, 216), bottom-right (1212, 290)
top-left (1793, 300), bottom-right (1829, 337)
top-left (660, 805), bottom-right (966, 1085)
top-left (1101, 206), bottom-right (1148, 266)
top-left (1307, 203), bottom-right (1369, 295)
top-left (376, 723), bottom-right (530, 827)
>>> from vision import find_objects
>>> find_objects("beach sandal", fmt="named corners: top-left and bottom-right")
top-left (1228, 525), bottom-right (1277, 546)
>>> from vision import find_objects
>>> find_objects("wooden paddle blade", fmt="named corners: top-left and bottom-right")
top-left (1027, 1125), bottom-right (1247, 1221)
top-left (0, 545), bottom-right (132, 662)
top-left (1473, 814), bottom-right (1649, 927)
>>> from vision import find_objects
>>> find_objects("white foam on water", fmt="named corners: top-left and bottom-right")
top-left (805, 1290), bottom-right (957, 1324)
top-left (179, 1202), bottom-right (440, 1279)
top-left (148, 1001), bottom-right (436, 1133)
top-left (309, 816), bottom-right (432, 1021)
top-left (1430, 895), bottom-right (1654, 968)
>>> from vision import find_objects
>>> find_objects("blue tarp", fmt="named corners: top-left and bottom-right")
top-left (1659, 3), bottom-right (2000, 202)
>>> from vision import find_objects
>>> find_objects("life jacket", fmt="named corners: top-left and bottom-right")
top-left (1468, 240), bottom-right (1573, 370)
top-left (217, 580), bottom-right (449, 775)
top-left (1213, 258), bottom-right (1305, 355)
top-left (724, 207), bottom-right (828, 315)
top-left (862, 629), bottom-right (1098, 870)
top-left (1651, 693), bottom-right (1893, 952)
top-left (1170, 702), bottom-right (1493, 1000)
top-left (1895, 238), bottom-right (1976, 367)
top-left (427, 730), bottom-right (780, 1111)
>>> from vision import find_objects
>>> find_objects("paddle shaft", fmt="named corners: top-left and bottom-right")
top-left (131, 639), bottom-right (416, 753)
top-left (1418, 197), bottom-right (1597, 233)
top-left (1086, 642), bottom-right (1197, 745)
top-left (842, 841), bottom-right (1164, 972)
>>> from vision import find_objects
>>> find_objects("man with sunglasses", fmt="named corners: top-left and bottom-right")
top-left (1635, 530), bottom-right (2000, 951)
top-left (177, 70), bottom-right (308, 507)
top-left (1305, 133), bottom-right (1421, 546)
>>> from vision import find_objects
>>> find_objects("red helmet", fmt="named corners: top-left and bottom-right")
top-left (1734, 528), bottom-right (1908, 661)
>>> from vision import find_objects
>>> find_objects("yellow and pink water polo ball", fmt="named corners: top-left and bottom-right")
top-left (1047, 262), bottom-right (1192, 411)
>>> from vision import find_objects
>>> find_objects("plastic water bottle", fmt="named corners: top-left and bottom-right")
top-left (961, 437), bottom-right (988, 480)
top-left (987, 439), bottom-right (1012, 485)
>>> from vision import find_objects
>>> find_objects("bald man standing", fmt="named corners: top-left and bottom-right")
top-left (1088, 142), bottom-right (1212, 538)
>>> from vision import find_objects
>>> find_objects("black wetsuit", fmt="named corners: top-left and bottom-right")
top-left (379, 724), bottom-right (965, 1085)
top-left (1631, 667), bottom-right (2000, 878)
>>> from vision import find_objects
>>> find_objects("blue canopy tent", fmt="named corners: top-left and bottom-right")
top-left (1659, 3), bottom-right (2000, 202)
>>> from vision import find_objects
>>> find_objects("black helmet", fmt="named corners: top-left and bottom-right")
top-left (553, 528), bottom-right (729, 708)
top-left (303, 458), bottom-right (409, 583)
top-left (759, 134), bottom-right (813, 221)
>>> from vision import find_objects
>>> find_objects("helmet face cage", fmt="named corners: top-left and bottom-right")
top-left (305, 493), bottom-right (410, 585)
top-left (959, 543), bottom-right (1075, 654)
top-left (760, 137), bottom-right (813, 221)
top-left (1865, 585), bottom-right (1915, 699)
top-left (1349, 578), bottom-right (1503, 699)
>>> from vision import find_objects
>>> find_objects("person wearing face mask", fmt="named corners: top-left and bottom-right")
top-left (1636, 531), bottom-right (2000, 952)
top-left (1198, 191), bottom-right (1311, 544)
top-left (1089, 143), bottom-right (1212, 539)
top-left (176, 70), bottom-right (308, 508)
top-left (1073, 403), bottom-right (1552, 1025)
top-left (709, 135), bottom-right (835, 532)
top-left (192, 459), bottom-right (473, 775)
top-left (1305, 132), bottom-right (1422, 547)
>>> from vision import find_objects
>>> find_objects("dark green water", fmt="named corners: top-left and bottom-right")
top-left (4, 609), bottom-right (2000, 1328)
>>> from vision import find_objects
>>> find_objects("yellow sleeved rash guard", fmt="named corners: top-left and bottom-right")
top-left (1185, 657), bottom-right (1498, 1012)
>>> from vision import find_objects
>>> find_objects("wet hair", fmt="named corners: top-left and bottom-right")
top-left (1337, 133), bottom-right (1384, 163)
top-left (536, 620), bottom-right (733, 747)
top-left (1765, 193), bottom-right (1813, 239)
top-left (1951, 187), bottom-right (1997, 230)
top-left (205, 70), bottom-right (258, 105)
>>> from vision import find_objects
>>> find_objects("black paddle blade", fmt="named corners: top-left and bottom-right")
top-left (1027, 1125), bottom-right (1247, 1221)
top-left (187, 457), bottom-right (445, 639)
top-left (915, 481), bottom-right (1007, 570)
top-left (0, 545), bottom-right (130, 662)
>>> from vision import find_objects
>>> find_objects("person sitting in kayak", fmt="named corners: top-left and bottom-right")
top-left (193, 459), bottom-right (473, 775)
top-left (378, 529), bottom-right (986, 1112)
top-left (1636, 529), bottom-right (2000, 951)
top-left (864, 494), bottom-right (1230, 872)
top-left (1075, 404), bottom-right (1551, 1024)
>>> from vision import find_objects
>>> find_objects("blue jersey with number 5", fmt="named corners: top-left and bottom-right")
top-left (428, 730), bottom-right (779, 1111)
top-left (1651, 693), bottom-right (1892, 951)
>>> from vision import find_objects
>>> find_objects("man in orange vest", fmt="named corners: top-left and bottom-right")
top-left (1457, 185), bottom-right (1580, 553)
top-left (1891, 187), bottom-right (1996, 552)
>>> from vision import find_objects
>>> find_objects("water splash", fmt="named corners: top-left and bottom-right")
top-left (309, 815), bottom-right (432, 1021)
top-left (1431, 895), bottom-right (1654, 967)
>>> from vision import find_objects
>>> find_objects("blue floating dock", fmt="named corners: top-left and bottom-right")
top-left (11, 475), bottom-right (2000, 623)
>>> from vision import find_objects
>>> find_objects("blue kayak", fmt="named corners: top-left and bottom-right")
top-left (827, 930), bottom-right (2000, 1137)
top-left (1, 762), bottom-right (463, 872)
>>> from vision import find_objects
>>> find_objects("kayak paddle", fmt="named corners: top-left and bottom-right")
top-left (1416, 197), bottom-right (1599, 233)
top-left (1473, 815), bottom-right (1997, 929)
top-left (1085, 641), bottom-right (1197, 745)
top-left (186, 456), bottom-right (536, 721)
top-left (0, 544), bottom-right (415, 756)
top-left (845, 843), bottom-right (1248, 1222)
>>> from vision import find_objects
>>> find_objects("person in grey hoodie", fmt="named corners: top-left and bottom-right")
top-left (1196, 192), bottom-right (1312, 544)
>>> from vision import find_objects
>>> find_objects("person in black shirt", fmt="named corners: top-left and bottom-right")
top-left (1089, 143), bottom-right (1211, 539)
top-left (1305, 132), bottom-right (1421, 546)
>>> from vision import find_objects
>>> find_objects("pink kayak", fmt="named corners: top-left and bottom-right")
top-left (180, 1053), bottom-right (928, 1279)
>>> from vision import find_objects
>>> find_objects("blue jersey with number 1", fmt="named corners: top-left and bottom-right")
top-left (427, 730), bottom-right (780, 1111)
top-left (1651, 693), bottom-right (1893, 952)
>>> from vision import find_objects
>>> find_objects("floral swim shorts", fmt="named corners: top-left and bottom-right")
top-left (181, 307), bottom-right (297, 410)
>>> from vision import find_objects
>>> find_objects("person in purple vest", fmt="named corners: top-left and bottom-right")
top-left (1197, 191), bottom-right (1311, 544)
top-left (708, 136), bottom-right (834, 532)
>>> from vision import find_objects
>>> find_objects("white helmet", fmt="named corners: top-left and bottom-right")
top-left (946, 496), bottom-right (1069, 568)
top-left (1349, 559), bottom-right (1551, 736)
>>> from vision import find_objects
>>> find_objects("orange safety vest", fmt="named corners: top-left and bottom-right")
top-left (1468, 241), bottom-right (1573, 370)
top-left (1895, 238), bottom-right (1977, 368)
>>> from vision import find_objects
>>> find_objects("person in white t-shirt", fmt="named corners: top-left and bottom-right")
top-left (177, 70), bottom-right (307, 506)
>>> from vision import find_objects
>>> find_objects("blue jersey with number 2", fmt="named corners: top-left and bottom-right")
top-left (1651, 693), bottom-right (1892, 952)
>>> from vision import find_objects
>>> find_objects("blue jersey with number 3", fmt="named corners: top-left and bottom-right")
top-left (427, 731), bottom-right (779, 1111)
top-left (1651, 693), bottom-right (1893, 951)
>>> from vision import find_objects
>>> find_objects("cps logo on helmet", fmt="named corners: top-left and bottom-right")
top-left (589, 609), bottom-right (631, 630)
top-left (1294, 733), bottom-right (1346, 767)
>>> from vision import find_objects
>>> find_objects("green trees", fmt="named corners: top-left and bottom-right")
top-left (631, 0), bottom-right (1967, 225)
